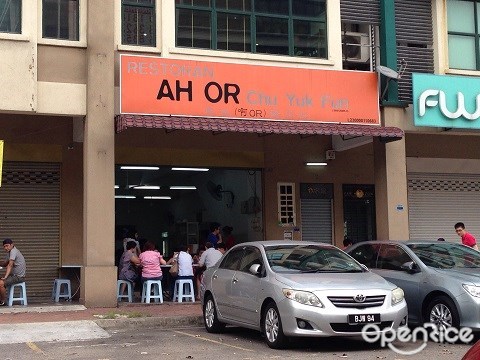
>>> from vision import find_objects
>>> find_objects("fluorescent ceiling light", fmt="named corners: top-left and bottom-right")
top-left (115, 195), bottom-right (136, 199)
top-left (169, 186), bottom-right (197, 190)
top-left (171, 167), bottom-right (209, 172)
top-left (144, 196), bottom-right (172, 200)
top-left (120, 166), bottom-right (159, 170)
top-left (114, 185), bottom-right (119, 189)
top-left (305, 162), bottom-right (328, 166)
top-left (133, 185), bottom-right (160, 190)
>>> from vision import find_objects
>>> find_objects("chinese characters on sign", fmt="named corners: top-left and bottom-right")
top-left (121, 56), bottom-right (380, 125)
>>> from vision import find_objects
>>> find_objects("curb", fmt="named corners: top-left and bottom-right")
top-left (95, 315), bottom-right (204, 329)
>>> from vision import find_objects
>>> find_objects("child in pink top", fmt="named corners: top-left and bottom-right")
top-left (139, 241), bottom-right (167, 282)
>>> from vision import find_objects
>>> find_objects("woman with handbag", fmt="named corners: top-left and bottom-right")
top-left (167, 245), bottom-right (193, 300)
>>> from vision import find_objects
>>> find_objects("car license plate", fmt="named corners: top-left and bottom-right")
top-left (348, 314), bottom-right (380, 325)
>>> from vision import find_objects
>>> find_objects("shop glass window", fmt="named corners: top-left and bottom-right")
top-left (278, 182), bottom-right (296, 225)
top-left (122, 0), bottom-right (156, 46)
top-left (447, 0), bottom-right (479, 70)
top-left (42, 0), bottom-right (79, 40)
top-left (175, 0), bottom-right (327, 58)
top-left (0, 0), bottom-right (22, 34)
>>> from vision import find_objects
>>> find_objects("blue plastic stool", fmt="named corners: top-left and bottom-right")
top-left (52, 279), bottom-right (72, 302)
top-left (173, 279), bottom-right (195, 303)
top-left (117, 280), bottom-right (133, 302)
top-left (8, 282), bottom-right (27, 306)
top-left (141, 280), bottom-right (163, 304)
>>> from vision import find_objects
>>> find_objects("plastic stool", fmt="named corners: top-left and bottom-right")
top-left (117, 280), bottom-right (133, 302)
top-left (8, 282), bottom-right (27, 306)
top-left (141, 280), bottom-right (163, 304)
top-left (52, 279), bottom-right (72, 302)
top-left (173, 279), bottom-right (195, 303)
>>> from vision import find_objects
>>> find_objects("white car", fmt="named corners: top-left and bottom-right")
top-left (201, 241), bottom-right (408, 348)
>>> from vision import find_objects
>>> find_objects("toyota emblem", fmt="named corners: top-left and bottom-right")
top-left (354, 294), bottom-right (366, 303)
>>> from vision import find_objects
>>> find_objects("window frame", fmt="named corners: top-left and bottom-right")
top-left (175, 0), bottom-right (328, 59)
top-left (277, 182), bottom-right (296, 226)
top-left (447, 0), bottom-right (480, 71)
top-left (41, 0), bottom-right (80, 42)
top-left (0, 0), bottom-right (28, 41)
top-left (38, 0), bottom-right (86, 47)
top-left (121, 0), bottom-right (156, 47)
top-left (0, 0), bottom-right (22, 34)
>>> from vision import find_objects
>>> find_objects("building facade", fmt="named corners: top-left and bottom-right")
top-left (0, 0), bottom-right (477, 306)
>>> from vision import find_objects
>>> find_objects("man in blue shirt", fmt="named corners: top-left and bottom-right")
top-left (207, 222), bottom-right (222, 248)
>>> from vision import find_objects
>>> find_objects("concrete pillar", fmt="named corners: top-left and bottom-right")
top-left (374, 108), bottom-right (410, 240)
top-left (81, 0), bottom-right (117, 307)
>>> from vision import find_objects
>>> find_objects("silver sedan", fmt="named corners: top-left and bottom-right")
top-left (200, 241), bottom-right (408, 349)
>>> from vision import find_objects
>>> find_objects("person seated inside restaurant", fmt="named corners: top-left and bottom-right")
top-left (139, 241), bottom-right (167, 286)
top-left (195, 242), bottom-right (225, 300)
top-left (118, 240), bottom-right (141, 298)
top-left (168, 245), bottom-right (194, 300)
top-left (193, 247), bottom-right (205, 265)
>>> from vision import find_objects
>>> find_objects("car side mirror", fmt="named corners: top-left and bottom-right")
top-left (401, 261), bottom-right (420, 274)
top-left (249, 263), bottom-right (261, 276)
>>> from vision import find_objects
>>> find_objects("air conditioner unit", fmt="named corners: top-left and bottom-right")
top-left (342, 31), bottom-right (370, 63)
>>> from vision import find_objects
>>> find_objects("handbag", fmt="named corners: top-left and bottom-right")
top-left (169, 260), bottom-right (179, 277)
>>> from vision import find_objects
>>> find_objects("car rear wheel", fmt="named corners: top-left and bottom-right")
top-left (263, 302), bottom-right (288, 349)
top-left (426, 296), bottom-right (460, 331)
top-left (203, 295), bottom-right (225, 333)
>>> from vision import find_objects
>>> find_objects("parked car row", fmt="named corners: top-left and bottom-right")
top-left (200, 241), bottom-right (408, 349)
top-left (200, 239), bottom-right (480, 351)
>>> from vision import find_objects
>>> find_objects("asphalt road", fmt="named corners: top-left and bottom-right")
top-left (0, 324), bottom-right (474, 360)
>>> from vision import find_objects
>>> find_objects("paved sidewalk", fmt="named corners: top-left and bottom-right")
top-left (0, 301), bottom-right (203, 328)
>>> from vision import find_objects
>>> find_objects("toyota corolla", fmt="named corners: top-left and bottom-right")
top-left (200, 241), bottom-right (408, 348)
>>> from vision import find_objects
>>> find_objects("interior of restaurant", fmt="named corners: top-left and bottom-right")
top-left (114, 165), bottom-right (263, 263)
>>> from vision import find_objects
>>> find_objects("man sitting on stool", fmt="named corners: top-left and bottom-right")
top-left (0, 238), bottom-right (27, 306)
top-left (196, 242), bottom-right (225, 300)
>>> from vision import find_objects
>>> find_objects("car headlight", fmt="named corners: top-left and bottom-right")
top-left (463, 284), bottom-right (480, 298)
top-left (282, 289), bottom-right (324, 308)
top-left (391, 287), bottom-right (405, 306)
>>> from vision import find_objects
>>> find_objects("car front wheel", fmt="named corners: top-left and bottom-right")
top-left (426, 295), bottom-right (460, 331)
top-left (263, 302), bottom-right (288, 349)
top-left (203, 295), bottom-right (225, 333)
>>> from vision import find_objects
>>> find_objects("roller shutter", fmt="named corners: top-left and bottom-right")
top-left (408, 173), bottom-right (480, 242)
top-left (300, 183), bottom-right (333, 243)
top-left (0, 162), bottom-right (61, 302)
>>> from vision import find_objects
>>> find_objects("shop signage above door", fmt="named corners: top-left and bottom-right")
top-left (413, 73), bottom-right (480, 129)
top-left (120, 55), bottom-right (380, 125)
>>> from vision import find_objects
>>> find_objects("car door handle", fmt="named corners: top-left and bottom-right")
top-left (212, 274), bottom-right (218, 279)
top-left (232, 278), bottom-right (238, 283)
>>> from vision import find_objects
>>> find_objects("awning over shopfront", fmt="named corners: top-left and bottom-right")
top-left (115, 115), bottom-right (404, 141)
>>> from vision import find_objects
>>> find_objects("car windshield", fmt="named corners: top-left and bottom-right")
top-left (264, 244), bottom-right (364, 273)
top-left (407, 243), bottom-right (480, 269)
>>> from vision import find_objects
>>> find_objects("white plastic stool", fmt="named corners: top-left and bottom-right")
top-left (141, 280), bottom-right (163, 304)
top-left (8, 282), bottom-right (27, 306)
top-left (173, 279), bottom-right (195, 303)
top-left (117, 280), bottom-right (133, 302)
top-left (52, 279), bottom-right (72, 302)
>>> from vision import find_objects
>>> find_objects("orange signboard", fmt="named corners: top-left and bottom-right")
top-left (120, 55), bottom-right (380, 125)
